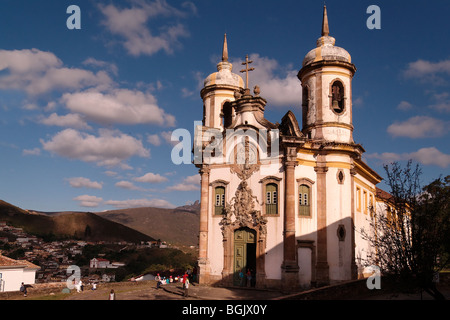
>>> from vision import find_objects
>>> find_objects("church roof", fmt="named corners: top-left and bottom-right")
top-left (204, 34), bottom-right (244, 88)
top-left (302, 6), bottom-right (352, 67)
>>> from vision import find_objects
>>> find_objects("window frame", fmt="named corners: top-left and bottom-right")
top-left (297, 178), bottom-right (315, 218)
top-left (210, 180), bottom-right (229, 216)
top-left (259, 176), bottom-right (282, 216)
top-left (356, 186), bottom-right (362, 212)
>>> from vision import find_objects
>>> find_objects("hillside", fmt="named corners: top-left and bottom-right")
top-left (0, 200), bottom-right (154, 243)
top-left (96, 201), bottom-right (200, 247)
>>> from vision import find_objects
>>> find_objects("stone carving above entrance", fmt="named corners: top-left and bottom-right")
top-left (220, 180), bottom-right (267, 237)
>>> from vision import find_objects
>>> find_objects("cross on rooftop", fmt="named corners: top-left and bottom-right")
top-left (240, 54), bottom-right (255, 89)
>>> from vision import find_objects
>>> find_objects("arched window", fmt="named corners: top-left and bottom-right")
top-left (299, 184), bottom-right (311, 217)
top-left (214, 186), bottom-right (225, 215)
top-left (331, 80), bottom-right (345, 114)
top-left (265, 183), bottom-right (278, 215)
top-left (222, 101), bottom-right (233, 128)
top-left (302, 86), bottom-right (309, 129)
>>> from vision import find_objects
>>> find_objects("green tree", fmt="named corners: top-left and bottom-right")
top-left (84, 225), bottom-right (92, 238)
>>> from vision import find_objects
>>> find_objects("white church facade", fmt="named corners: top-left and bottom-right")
top-left (194, 7), bottom-right (382, 292)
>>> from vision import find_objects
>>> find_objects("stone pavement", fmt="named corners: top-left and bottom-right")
top-left (64, 282), bottom-right (286, 300)
top-left (6, 279), bottom-right (449, 301)
top-left (162, 282), bottom-right (286, 300)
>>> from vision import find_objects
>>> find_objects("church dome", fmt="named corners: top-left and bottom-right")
top-left (302, 6), bottom-right (352, 68)
top-left (204, 61), bottom-right (244, 88)
top-left (302, 35), bottom-right (351, 67)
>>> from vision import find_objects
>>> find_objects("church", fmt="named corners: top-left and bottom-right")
top-left (193, 6), bottom-right (382, 291)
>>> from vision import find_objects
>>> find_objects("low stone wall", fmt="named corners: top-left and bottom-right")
top-left (276, 273), bottom-right (449, 300)
top-left (274, 278), bottom-right (395, 300)
top-left (0, 280), bottom-right (154, 300)
top-left (0, 282), bottom-right (67, 299)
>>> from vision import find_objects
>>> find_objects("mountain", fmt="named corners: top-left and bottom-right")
top-left (96, 201), bottom-right (200, 247)
top-left (0, 200), bottom-right (154, 243)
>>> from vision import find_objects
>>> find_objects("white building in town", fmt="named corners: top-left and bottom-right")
top-left (0, 254), bottom-right (39, 292)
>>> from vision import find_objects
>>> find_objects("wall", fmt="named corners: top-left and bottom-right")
top-left (0, 268), bottom-right (25, 292)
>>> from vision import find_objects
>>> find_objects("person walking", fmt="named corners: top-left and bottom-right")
top-left (184, 278), bottom-right (190, 297)
top-left (182, 272), bottom-right (188, 289)
top-left (155, 273), bottom-right (161, 289)
top-left (239, 269), bottom-right (245, 287)
top-left (246, 269), bottom-right (252, 288)
top-left (20, 282), bottom-right (27, 297)
top-left (109, 289), bottom-right (116, 300)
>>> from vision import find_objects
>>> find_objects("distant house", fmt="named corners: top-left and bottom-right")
top-left (90, 258), bottom-right (110, 269)
top-left (0, 254), bottom-right (40, 292)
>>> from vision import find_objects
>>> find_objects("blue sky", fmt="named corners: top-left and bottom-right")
top-left (0, 0), bottom-right (449, 212)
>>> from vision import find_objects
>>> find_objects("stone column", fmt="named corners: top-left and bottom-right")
top-left (281, 146), bottom-right (299, 292)
top-left (314, 157), bottom-right (329, 286)
top-left (350, 165), bottom-right (358, 279)
top-left (198, 166), bottom-right (210, 284)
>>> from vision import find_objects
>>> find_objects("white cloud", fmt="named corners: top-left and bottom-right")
top-left (405, 59), bottom-right (450, 77)
top-left (39, 113), bottom-right (92, 130)
top-left (61, 89), bottom-right (176, 126)
top-left (427, 91), bottom-right (450, 113)
top-left (73, 195), bottom-right (103, 208)
top-left (0, 49), bottom-right (113, 95)
top-left (104, 171), bottom-right (118, 177)
top-left (183, 174), bottom-right (200, 184)
top-left (104, 198), bottom-right (175, 209)
top-left (166, 174), bottom-right (200, 191)
top-left (41, 128), bottom-right (150, 167)
top-left (366, 147), bottom-right (450, 168)
top-left (99, 1), bottom-right (191, 57)
top-left (397, 101), bottom-right (413, 111)
top-left (22, 148), bottom-right (41, 156)
top-left (82, 57), bottom-right (118, 76)
top-left (115, 180), bottom-right (143, 191)
top-left (230, 53), bottom-right (302, 108)
top-left (67, 177), bottom-right (103, 189)
top-left (387, 116), bottom-right (449, 138)
top-left (147, 134), bottom-right (162, 146)
top-left (160, 130), bottom-right (179, 146)
top-left (404, 59), bottom-right (450, 85)
top-left (0, 48), bottom-right (62, 73)
top-left (134, 172), bottom-right (168, 183)
top-left (167, 184), bottom-right (199, 191)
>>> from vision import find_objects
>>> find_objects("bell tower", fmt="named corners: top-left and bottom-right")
top-left (298, 6), bottom-right (356, 144)
top-left (201, 34), bottom-right (244, 130)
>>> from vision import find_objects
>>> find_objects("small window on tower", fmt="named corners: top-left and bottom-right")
top-left (222, 101), bottom-right (233, 128)
top-left (331, 80), bottom-right (345, 114)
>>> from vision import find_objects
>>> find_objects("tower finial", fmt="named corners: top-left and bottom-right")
top-left (222, 33), bottom-right (228, 62)
top-left (322, 5), bottom-right (329, 37)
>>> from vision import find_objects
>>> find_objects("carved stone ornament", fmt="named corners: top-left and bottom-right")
top-left (230, 141), bottom-right (259, 181)
top-left (220, 180), bottom-right (267, 237)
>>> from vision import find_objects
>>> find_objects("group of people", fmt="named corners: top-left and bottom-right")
top-left (74, 280), bottom-right (98, 293)
top-left (238, 269), bottom-right (256, 287)
top-left (155, 271), bottom-right (191, 297)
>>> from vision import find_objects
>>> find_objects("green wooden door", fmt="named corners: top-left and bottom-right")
top-left (233, 228), bottom-right (256, 286)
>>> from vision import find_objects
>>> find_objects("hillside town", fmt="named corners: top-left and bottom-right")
top-left (0, 220), bottom-right (169, 291)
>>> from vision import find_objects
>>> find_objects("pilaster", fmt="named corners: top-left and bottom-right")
top-left (198, 166), bottom-right (211, 284)
top-left (314, 158), bottom-right (329, 286)
top-left (281, 145), bottom-right (299, 292)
